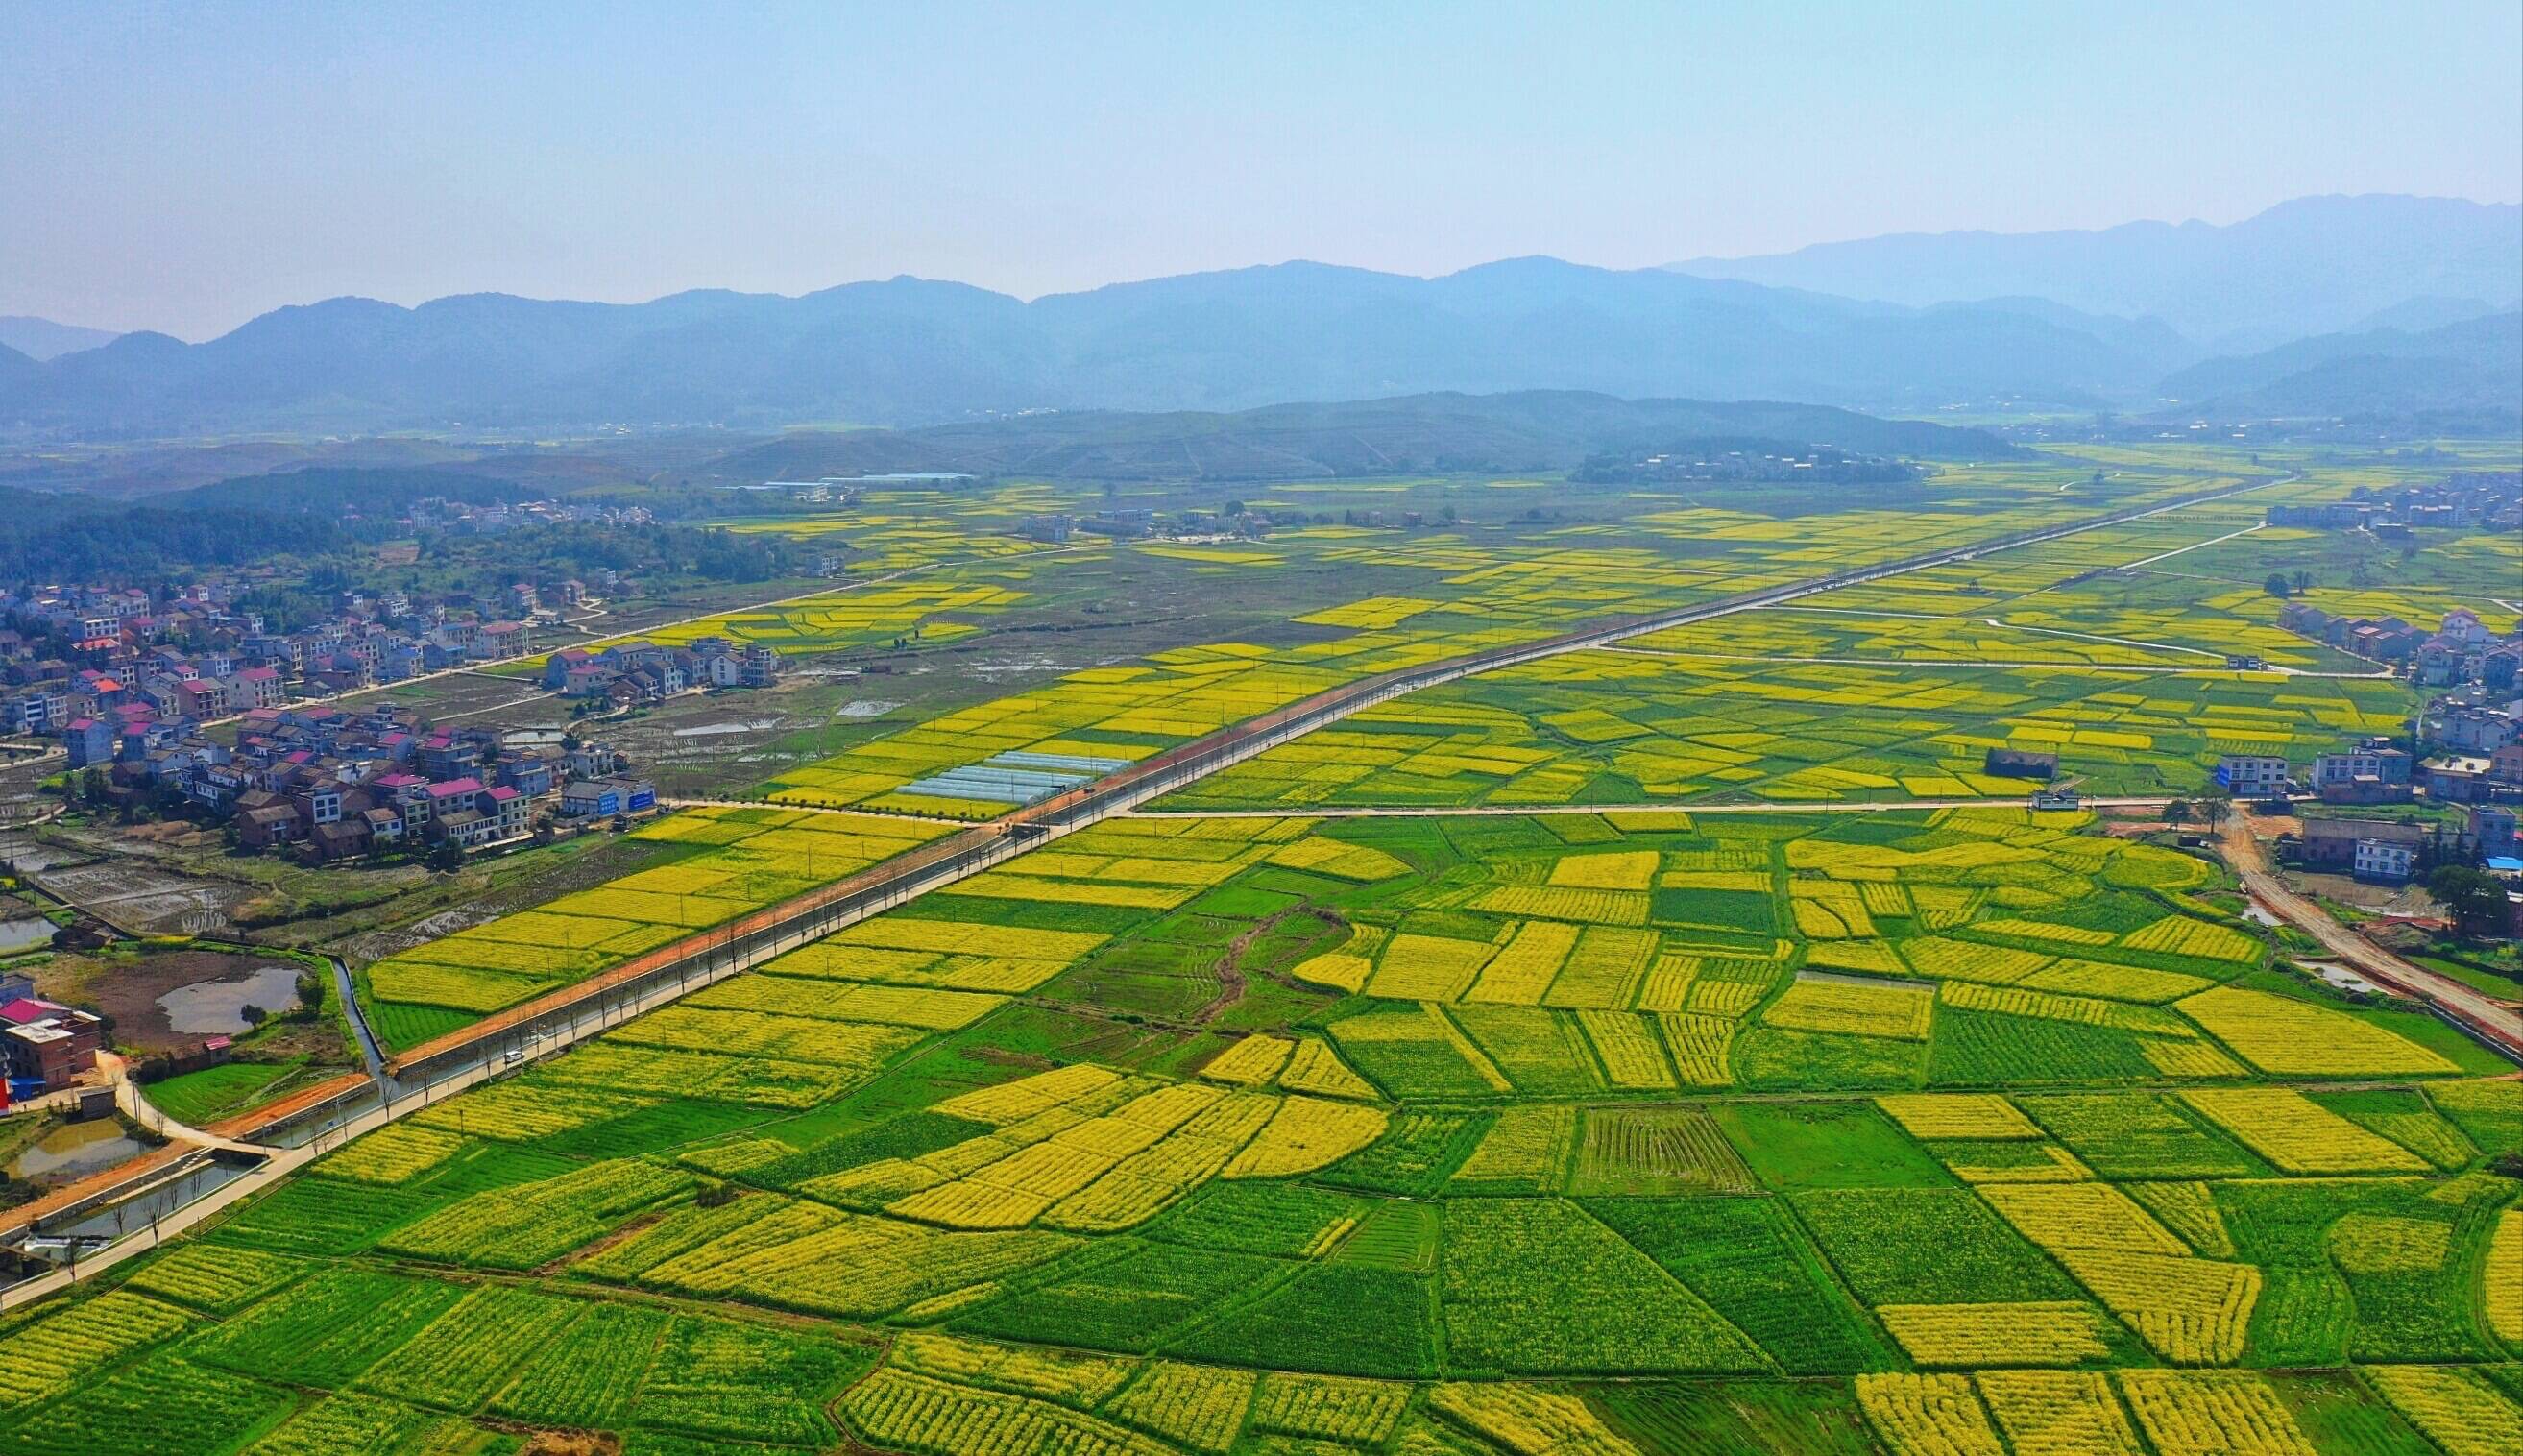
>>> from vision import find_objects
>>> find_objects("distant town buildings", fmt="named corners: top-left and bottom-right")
top-left (2276, 597), bottom-right (2521, 689)
top-left (2264, 471), bottom-right (2521, 534)
top-left (540, 636), bottom-right (782, 708)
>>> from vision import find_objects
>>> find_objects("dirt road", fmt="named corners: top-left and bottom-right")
top-left (2220, 817), bottom-right (2523, 1061)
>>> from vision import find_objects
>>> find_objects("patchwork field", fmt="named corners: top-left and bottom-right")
top-left (1159, 653), bottom-right (2417, 809)
top-left (355, 805), bottom-right (958, 1051)
top-left (40, 798), bottom-right (2523, 1454)
top-left (1156, 478), bottom-right (2470, 812)
top-left (28, 443), bottom-right (2523, 1455)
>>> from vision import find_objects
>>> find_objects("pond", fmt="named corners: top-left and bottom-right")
top-left (0, 917), bottom-right (54, 954)
top-left (6, 1117), bottom-right (145, 1180)
top-left (158, 964), bottom-right (303, 1035)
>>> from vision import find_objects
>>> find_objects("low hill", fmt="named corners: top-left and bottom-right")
top-left (0, 316), bottom-right (120, 362)
top-left (2158, 312), bottom-right (2521, 421)
top-left (706, 391), bottom-right (2020, 484)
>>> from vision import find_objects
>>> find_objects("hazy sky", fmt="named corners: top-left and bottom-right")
top-left (6, 1), bottom-right (2518, 339)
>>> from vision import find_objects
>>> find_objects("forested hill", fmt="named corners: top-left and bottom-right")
top-left (2156, 312), bottom-right (2522, 425)
top-left (0, 469), bottom-right (537, 581)
top-left (706, 391), bottom-right (2023, 484)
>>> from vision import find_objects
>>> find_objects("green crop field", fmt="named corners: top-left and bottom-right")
top-left (17, 440), bottom-right (2523, 1455)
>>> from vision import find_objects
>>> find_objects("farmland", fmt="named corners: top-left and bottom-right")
top-left (14, 441), bottom-right (2523, 1454)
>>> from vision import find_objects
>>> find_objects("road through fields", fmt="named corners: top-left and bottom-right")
top-left (12, 472), bottom-right (2317, 1302)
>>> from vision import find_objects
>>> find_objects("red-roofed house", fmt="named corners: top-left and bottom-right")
top-left (484, 783), bottom-right (529, 838)
top-left (64, 717), bottom-right (114, 766)
top-left (0, 997), bottom-right (57, 1026)
top-left (374, 771), bottom-right (433, 827)
top-left (542, 647), bottom-right (594, 690)
top-left (174, 676), bottom-right (226, 716)
top-left (425, 776), bottom-right (483, 817)
top-left (227, 665), bottom-right (284, 710)
top-left (2, 997), bottom-right (102, 1090)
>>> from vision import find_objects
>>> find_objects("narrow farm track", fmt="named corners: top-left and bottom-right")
top-left (2219, 817), bottom-right (2523, 1061)
top-left (18, 473), bottom-right (2305, 1304)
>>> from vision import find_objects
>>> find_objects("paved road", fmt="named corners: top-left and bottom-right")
top-left (1130, 796), bottom-right (2179, 819)
top-left (1601, 645), bottom-right (2390, 679)
top-left (2220, 818), bottom-right (2523, 1060)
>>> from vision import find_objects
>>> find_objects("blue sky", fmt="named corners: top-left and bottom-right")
top-left (5, 1), bottom-right (2516, 338)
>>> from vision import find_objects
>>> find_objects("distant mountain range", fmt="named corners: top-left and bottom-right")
top-left (1671, 195), bottom-right (2520, 352)
top-left (0, 195), bottom-right (2511, 442)
top-left (0, 261), bottom-right (2195, 439)
top-left (708, 391), bottom-right (2021, 484)
top-left (0, 316), bottom-right (121, 362)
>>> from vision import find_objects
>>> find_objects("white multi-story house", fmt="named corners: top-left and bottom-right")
top-left (2351, 838), bottom-right (2417, 883)
top-left (2215, 755), bottom-right (2291, 797)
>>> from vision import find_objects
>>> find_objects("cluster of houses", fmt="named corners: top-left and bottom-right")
top-left (0, 576), bottom-right (597, 742)
top-left (542, 636), bottom-right (783, 706)
top-left (2264, 471), bottom-right (2521, 536)
top-left (2218, 710), bottom-right (2523, 810)
top-left (405, 496), bottom-right (655, 534)
top-left (1016, 503), bottom-right (1428, 546)
top-left (2275, 603), bottom-right (2522, 689)
top-left (71, 701), bottom-right (653, 863)
top-left (2214, 717), bottom-right (2523, 889)
top-left (2289, 806), bottom-right (2517, 888)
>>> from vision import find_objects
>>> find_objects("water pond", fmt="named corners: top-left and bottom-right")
top-left (7, 1117), bottom-right (144, 1180)
top-left (158, 964), bottom-right (302, 1035)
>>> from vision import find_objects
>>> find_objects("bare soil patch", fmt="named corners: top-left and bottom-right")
top-left (33, 948), bottom-right (305, 1055)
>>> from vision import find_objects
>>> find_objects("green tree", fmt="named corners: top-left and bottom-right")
top-left (2198, 794), bottom-right (2233, 829)
top-left (2425, 865), bottom-right (2510, 938)
top-left (2263, 572), bottom-right (2292, 599)
top-left (2163, 799), bottom-right (2193, 827)
top-left (2290, 570), bottom-right (2312, 593)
